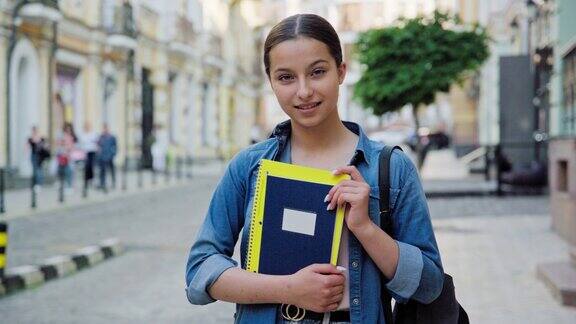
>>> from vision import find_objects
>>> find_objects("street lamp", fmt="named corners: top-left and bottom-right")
top-left (4, 0), bottom-right (62, 170)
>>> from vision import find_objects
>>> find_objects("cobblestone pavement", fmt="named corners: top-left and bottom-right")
top-left (0, 175), bottom-right (574, 323)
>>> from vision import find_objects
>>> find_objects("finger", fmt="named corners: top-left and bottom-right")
top-left (325, 273), bottom-right (346, 286)
top-left (337, 193), bottom-right (358, 210)
top-left (322, 302), bottom-right (340, 312)
top-left (329, 285), bottom-right (345, 296)
top-left (338, 187), bottom-right (363, 195)
top-left (336, 180), bottom-right (366, 188)
top-left (326, 181), bottom-right (366, 203)
top-left (333, 166), bottom-right (365, 182)
top-left (328, 189), bottom-right (342, 211)
top-left (328, 293), bottom-right (344, 304)
top-left (309, 263), bottom-right (342, 275)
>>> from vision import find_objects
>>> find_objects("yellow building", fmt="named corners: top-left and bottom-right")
top-left (1, 0), bottom-right (63, 176)
top-left (1, 0), bottom-right (264, 182)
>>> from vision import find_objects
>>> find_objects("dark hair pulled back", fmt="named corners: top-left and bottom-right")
top-left (263, 14), bottom-right (342, 77)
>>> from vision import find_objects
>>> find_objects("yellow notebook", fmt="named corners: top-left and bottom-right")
top-left (245, 159), bottom-right (350, 275)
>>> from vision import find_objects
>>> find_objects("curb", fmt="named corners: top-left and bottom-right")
top-left (0, 238), bottom-right (124, 297)
top-left (425, 190), bottom-right (496, 198)
top-left (425, 189), bottom-right (548, 198)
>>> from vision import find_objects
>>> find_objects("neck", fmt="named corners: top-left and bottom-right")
top-left (290, 113), bottom-right (353, 152)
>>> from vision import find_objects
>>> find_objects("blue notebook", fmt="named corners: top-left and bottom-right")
top-left (245, 160), bottom-right (349, 275)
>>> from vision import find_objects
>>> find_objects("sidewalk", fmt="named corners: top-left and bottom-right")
top-left (0, 161), bottom-right (225, 220)
top-left (420, 149), bottom-right (497, 197)
top-left (433, 212), bottom-right (576, 323)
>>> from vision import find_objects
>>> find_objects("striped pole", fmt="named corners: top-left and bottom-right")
top-left (0, 222), bottom-right (7, 278)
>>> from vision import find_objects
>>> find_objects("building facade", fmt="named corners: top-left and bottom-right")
top-left (0, 0), bottom-right (263, 182)
top-left (548, 0), bottom-right (576, 244)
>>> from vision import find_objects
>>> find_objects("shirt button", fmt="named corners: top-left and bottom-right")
top-left (351, 261), bottom-right (358, 268)
top-left (352, 298), bottom-right (360, 306)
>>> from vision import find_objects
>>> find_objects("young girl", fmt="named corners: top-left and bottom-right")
top-left (186, 14), bottom-right (443, 324)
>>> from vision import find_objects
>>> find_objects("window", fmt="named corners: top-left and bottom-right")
top-left (557, 160), bottom-right (568, 192)
top-left (201, 83), bottom-right (209, 147)
top-left (562, 48), bottom-right (576, 134)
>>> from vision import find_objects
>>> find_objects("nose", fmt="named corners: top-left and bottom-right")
top-left (296, 79), bottom-right (313, 100)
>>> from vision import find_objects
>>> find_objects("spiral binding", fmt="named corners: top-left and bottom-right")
top-left (245, 162), bottom-right (267, 272)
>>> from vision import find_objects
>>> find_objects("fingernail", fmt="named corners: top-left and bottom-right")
top-left (327, 204), bottom-right (333, 211)
top-left (336, 266), bottom-right (347, 272)
top-left (332, 169), bottom-right (338, 175)
top-left (324, 194), bottom-right (330, 202)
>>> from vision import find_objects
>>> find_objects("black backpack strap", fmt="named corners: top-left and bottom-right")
top-left (379, 145), bottom-right (401, 235)
top-left (378, 145), bottom-right (402, 324)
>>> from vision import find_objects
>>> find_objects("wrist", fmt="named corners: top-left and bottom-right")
top-left (349, 219), bottom-right (377, 239)
top-left (276, 274), bottom-right (294, 305)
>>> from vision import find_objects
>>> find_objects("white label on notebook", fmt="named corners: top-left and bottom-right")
top-left (282, 208), bottom-right (316, 236)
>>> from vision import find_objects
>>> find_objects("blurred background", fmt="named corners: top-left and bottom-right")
top-left (0, 0), bottom-right (575, 323)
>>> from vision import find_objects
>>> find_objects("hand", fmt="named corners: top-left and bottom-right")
top-left (326, 166), bottom-right (373, 234)
top-left (285, 264), bottom-right (345, 313)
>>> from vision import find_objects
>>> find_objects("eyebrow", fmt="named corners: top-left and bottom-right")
top-left (273, 59), bottom-right (330, 74)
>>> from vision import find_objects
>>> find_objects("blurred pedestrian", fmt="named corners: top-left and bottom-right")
top-left (97, 124), bottom-right (117, 190)
top-left (79, 121), bottom-right (98, 189)
top-left (27, 126), bottom-right (50, 191)
top-left (250, 124), bottom-right (262, 145)
top-left (57, 123), bottom-right (77, 192)
top-left (151, 126), bottom-right (167, 172)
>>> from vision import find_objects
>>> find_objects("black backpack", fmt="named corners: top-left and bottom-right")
top-left (378, 146), bottom-right (469, 324)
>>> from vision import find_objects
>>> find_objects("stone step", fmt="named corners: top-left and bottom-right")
top-left (537, 261), bottom-right (576, 307)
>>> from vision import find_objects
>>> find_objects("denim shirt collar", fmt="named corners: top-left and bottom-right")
top-left (269, 120), bottom-right (373, 166)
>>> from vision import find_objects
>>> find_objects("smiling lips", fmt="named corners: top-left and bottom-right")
top-left (295, 102), bottom-right (321, 110)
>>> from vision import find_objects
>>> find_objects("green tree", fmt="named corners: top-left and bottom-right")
top-left (354, 11), bottom-right (490, 156)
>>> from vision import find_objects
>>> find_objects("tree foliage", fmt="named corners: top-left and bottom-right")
top-left (353, 11), bottom-right (490, 116)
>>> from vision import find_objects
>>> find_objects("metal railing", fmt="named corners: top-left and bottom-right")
top-left (463, 142), bottom-right (548, 196)
top-left (106, 3), bottom-right (136, 38)
top-left (26, 0), bottom-right (59, 9)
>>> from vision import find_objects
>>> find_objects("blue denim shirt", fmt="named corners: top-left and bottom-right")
top-left (186, 121), bottom-right (444, 323)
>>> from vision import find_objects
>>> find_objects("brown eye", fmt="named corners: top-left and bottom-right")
top-left (278, 74), bottom-right (294, 82)
top-left (311, 69), bottom-right (326, 77)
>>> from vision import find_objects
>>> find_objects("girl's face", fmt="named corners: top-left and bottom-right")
top-left (268, 37), bottom-right (346, 129)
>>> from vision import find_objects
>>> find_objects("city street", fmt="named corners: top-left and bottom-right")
top-left (0, 170), bottom-right (575, 323)
top-left (0, 0), bottom-right (575, 323)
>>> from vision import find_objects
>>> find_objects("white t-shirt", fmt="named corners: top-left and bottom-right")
top-left (79, 131), bottom-right (99, 152)
top-left (337, 226), bottom-right (350, 310)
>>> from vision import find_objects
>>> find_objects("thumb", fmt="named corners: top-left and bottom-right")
top-left (308, 263), bottom-right (342, 274)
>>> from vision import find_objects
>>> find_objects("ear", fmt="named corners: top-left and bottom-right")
top-left (337, 62), bottom-right (347, 85)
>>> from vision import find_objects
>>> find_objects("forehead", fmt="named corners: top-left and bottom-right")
top-left (269, 37), bottom-right (333, 71)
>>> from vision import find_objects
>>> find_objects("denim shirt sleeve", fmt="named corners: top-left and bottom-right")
top-left (385, 152), bottom-right (444, 304)
top-left (185, 152), bottom-right (248, 305)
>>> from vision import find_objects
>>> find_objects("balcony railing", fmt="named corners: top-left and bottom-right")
top-left (106, 2), bottom-right (137, 49)
top-left (26, 0), bottom-right (59, 10)
top-left (108, 2), bottom-right (136, 38)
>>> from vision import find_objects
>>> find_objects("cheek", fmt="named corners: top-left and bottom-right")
top-left (273, 85), bottom-right (296, 105)
top-left (315, 80), bottom-right (339, 101)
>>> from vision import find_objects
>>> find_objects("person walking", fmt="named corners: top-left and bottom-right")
top-left (97, 124), bottom-right (117, 191)
top-left (185, 14), bottom-right (443, 324)
top-left (56, 123), bottom-right (77, 192)
top-left (27, 126), bottom-right (50, 191)
top-left (79, 122), bottom-right (99, 190)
